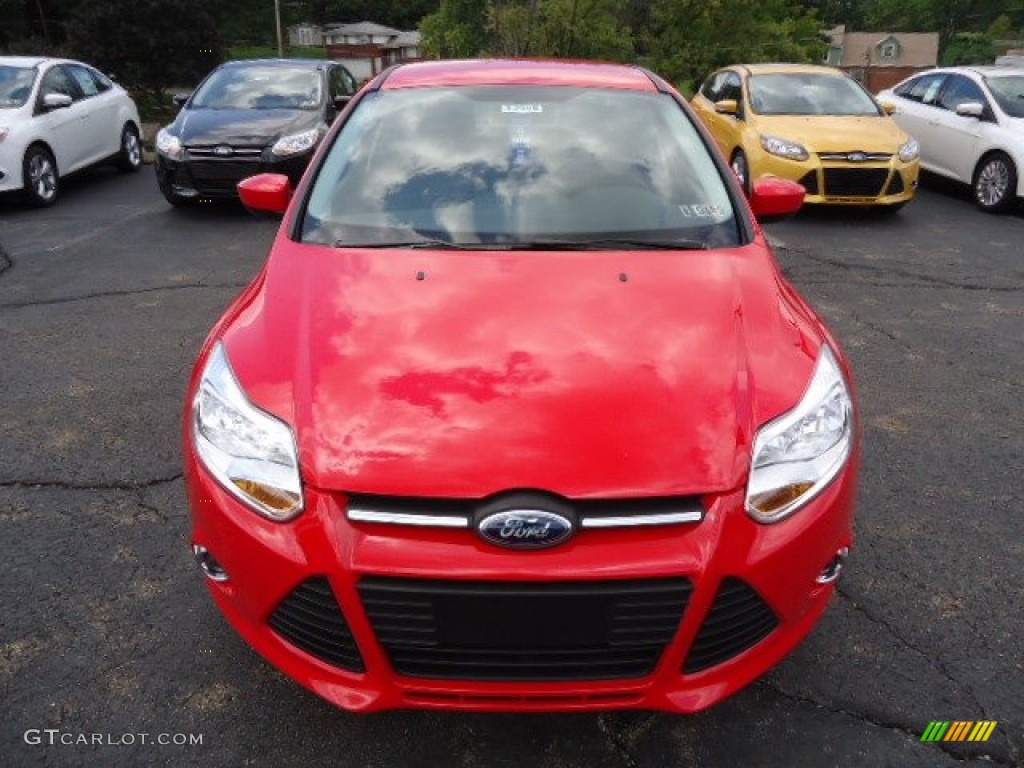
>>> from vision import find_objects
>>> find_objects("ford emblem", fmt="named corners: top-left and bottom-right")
top-left (477, 509), bottom-right (574, 550)
top-left (847, 151), bottom-right (867, 162)
top-left (213, 145), bottom-right (234, 157)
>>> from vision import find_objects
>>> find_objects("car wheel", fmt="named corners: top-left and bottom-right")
top-left (117, 124), bottom-right (143, 172)
top-left (972, 152), bottom-right (1017, 212)
top-left (731, 150), bottom-right (751, 197)
top-left (22, 145), bottom-right (59, 207)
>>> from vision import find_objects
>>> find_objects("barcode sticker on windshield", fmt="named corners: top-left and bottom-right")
top-left (502, 104), bottom-right (544, 114)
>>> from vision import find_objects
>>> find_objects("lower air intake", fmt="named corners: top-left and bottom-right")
top-left (683, 577), bottom-right (778, 674)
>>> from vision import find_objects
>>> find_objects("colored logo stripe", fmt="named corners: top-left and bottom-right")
top-left (921, 721), bottom-right (997, 742)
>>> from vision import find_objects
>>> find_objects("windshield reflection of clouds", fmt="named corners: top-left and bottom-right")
top-left (0, 66), bottom-right (37, 108)
top-left (750, 74), bottom-right (880, 116)
top-left (193, 66), bottom-right (322, 110)
top-left (304, 86), bottom-right (738, 246)
top-left (987, 76), bottom-right (1024, 118)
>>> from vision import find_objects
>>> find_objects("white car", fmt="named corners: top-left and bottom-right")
top-left (0, 56), bottom-right (143, 206)
top-left (877, 66), bottom-right (1024, 212)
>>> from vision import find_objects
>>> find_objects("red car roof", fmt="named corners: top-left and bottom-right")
top-left (380, 58), bottom-right (660, 91)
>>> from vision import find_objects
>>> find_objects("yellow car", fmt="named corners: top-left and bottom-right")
top-left (692, 63), bottom-right (920, 209)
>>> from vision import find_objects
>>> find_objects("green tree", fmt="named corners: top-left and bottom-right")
top-left (420, 0), bottom-right (489, 57)
top-left (651, 0), bottom-right (825, 91)
top-left (68, 0), bottom-right (223, 96)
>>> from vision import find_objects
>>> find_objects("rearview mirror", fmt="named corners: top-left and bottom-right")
top-left (955, 101), bottom-right (984, 119)
top-left (238, 173), bottom-right (292, 215)
top-left (42, 93), bottom-right (73, 110)
top-left (878, 101), bottom-right (896, 115)
top-left (749, 177), bottom-right (805, 220)
top-left (714, 99), bottom-right (739, 116)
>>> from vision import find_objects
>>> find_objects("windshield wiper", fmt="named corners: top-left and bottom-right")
top-left (333, 237), bottom-right (708, 251)
top-left (507, 238), bottom-right (708, 251)
top-left (334, 239), bottom-right (506, 250)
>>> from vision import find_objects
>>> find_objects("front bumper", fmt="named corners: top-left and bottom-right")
top-left (185, 450), bottom-right (856, 713)
top-left (751, 152), bottom-right (919, 207)
top-left (155, 150), bottom-right (312, 200)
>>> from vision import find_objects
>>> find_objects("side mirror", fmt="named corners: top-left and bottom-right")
top-left (749, 177), bottom-right (805, 220)
top-left (42, 93), bottom-right (73, 110)
top-left (238, 173), bottom-right (292, 215)
top-left (878, 101), bottom-right (896, 115)
top-left (955, 101), bottom-right (984, 119)
top-left (714, 99), bottom-right (739, 116)
top-left (172, 92), bottom-right (191, 107)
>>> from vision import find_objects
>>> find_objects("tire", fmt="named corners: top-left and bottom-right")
top-left (972, 152), bottom-right (1017, 212)
top-left (731, 150), bottom-right (751, 197)
top-left (117, 123), bottom-right (143, 172)
top-left (22, 145), bottom-right (59, 207)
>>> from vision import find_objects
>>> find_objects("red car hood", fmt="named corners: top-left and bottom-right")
top-left (222, 240), bottom-right (820, 499)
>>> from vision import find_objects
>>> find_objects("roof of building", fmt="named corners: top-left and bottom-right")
top-left (324, 21), bottom-right (402, 37)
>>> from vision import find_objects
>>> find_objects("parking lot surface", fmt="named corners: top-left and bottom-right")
top-left (1, 167), bottom-right (1021, 767)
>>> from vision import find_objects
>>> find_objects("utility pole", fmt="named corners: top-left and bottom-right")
top-left (275, 0), bottom-right (284, 57)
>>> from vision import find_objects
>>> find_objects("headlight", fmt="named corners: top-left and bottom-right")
top-left (271, 127), bottom-right (321, 157)
top-left (746, 345), bottom-right (854, 523)
top-left (192, 342), bottom-right (303, 521)
top-left (155, 128), bottom-right (182, 160)
top-left (760, 134), bottom-right (809, 162)
top-left (898, 138), bottom-right (920, 163)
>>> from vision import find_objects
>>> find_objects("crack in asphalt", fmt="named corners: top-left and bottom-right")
top-left (777, 245), bottom-right (1023, 293)
top-left (834, 586), bottom-right (1001, 734)
top-left (0, 473), bottom-right (183, 492)
top-left (758, 681), bottom-right (1015, 766)
top-left (0, 282), bottom-right (248, 310)
top-left (0, 245), bottom-right (12, 277)
top-left (596, 714), bottom-right (641, 768)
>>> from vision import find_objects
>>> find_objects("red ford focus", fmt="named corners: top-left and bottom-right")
top-left (184, 59), bottom-right (858, 713)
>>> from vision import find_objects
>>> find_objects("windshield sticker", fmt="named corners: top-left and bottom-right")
top-left (678, 204), bottom-right (725, 218)
top-left (502, 104), bottom-right (544, 114)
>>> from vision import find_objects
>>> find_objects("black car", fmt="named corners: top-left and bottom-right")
top-left (154, 58), bottom-right (357, 206)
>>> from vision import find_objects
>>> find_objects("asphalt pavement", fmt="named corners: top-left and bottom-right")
top-left (1, 166), bottom-right (1021, 767)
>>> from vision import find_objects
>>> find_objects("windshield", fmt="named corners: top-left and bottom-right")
top-left (191, 64), bottom-right (322, 110)
top-left (749, 73), bottom-right (882, 116)
top-left (986, 74), bottom-right (1024, 118)
top-left (302, 86), bottom-right (739, 248)
top-left (0, 65), bottom-right (37, 108)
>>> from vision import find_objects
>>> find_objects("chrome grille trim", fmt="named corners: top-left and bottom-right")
top-left (345, 494), bottom-right (704, 530)
top-left (580, 511), bottom-right (703, 528)
top-left (347, 509), bottom-right (469, 528)
top-left (817, 152), bottom-right (891, 161)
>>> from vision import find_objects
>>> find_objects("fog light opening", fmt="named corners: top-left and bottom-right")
top-left (192, 545), bottom-right (229, 582)
top-left (816, 547), bottom-right (849, 584)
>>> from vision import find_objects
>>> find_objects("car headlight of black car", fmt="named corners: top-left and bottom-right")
top-left (271, 127), bottom-right (322, 158)
top-left (155, 128), bottom-right (183, 160)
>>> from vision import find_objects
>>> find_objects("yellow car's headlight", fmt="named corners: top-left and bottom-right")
top-left (760, 134), bottom-right (809, 162)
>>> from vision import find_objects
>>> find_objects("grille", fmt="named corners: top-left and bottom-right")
top-left (268, 577), bottom-right (365, 672)
top-left (187, 160), bottom-right (262, 188)
top-left (359, 577), bottom-right (693, 681)
top-left (886, 172), bottom-right (905, 195)
top-left (186, 146), bottom-right (263, 159)
top-left (683, 577), bottom-right (778, 674)
top-left (821, 168), bottom-right (889, 197)
top-left (817, 151), bottom-right (891, 161)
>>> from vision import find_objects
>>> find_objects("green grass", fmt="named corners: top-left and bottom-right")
top-left (228, 44), bottom-right (327, 60)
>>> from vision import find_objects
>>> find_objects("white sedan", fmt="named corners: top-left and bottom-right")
top-left (877, 66), bottom-right (1024, 212)
top-left (0, 56), bottom-right (143, 206)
